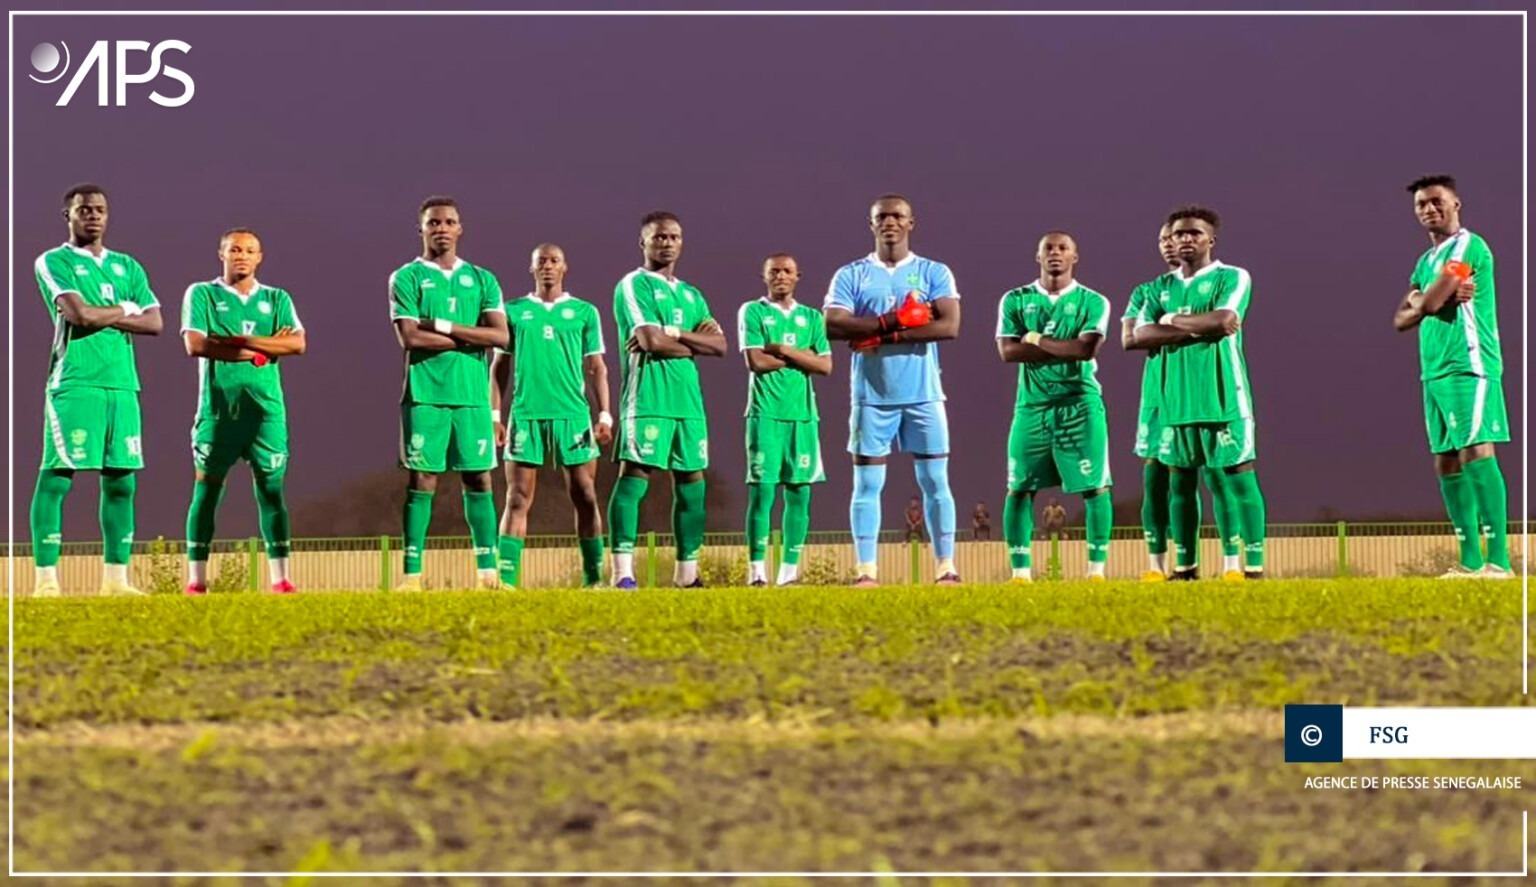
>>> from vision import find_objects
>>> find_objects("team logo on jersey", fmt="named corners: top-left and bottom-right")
top-left (69, 429), bottom-right (87, 446)
top-left (561, 308), bottom-right (575, 320)
top-left (110, 263), bottom-right (125, 276)
top-left (257, 301), bottom-right (271, 315)
top-left (906, 273), bottom-right (921, 287)
top-left (1064, 303), bottom-right (1077, 314)
top-left (458, 275), bottom-right (475, 288)
top-left (683, 292), bottom-right (695, 303)
top-left (1198, 282), bottom-right (1212, 295)
top-left (795, 316), bottom-right (807, 327)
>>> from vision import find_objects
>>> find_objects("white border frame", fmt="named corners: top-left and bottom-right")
top-left (6, 6), bottom-right (1529, 879)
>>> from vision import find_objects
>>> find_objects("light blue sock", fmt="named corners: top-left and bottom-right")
top-left (914, 457), bottom-right (956, 560)
top-left (851, 463), bottom-right (886, 564)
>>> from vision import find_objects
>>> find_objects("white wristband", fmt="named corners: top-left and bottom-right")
top-left (597, 411), bottom-right (613, 427)
top-left (117, 300), bottom-right (143, 317)
top-left (1023, 331), bottom-right (1043, 346)
top-left (662, 325), bottom-right (681, 338)
top-left (1159, 313), bottom-right (1176, 325)
top-left (432, 318), bottom-right (454, 334)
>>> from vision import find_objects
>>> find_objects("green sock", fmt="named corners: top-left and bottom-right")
top-left (463, 490), bottom-right (498, 572)
top-left (186, 478), bottom-right (225, 564)
top-left (30, 470), bottom-right (73, 568)
top-left (578, 536), bottom-right (604, 586)
top-left (745, 483), bottom-right (775, 562)
top-left (607, 475), bottom-right (648, 555)
top-left (1462, 457), bottom-right (1509, 570)
top-left (1140, 461), bottom-right (1169, 556)
top-left (673, 479), bottom-right (707, 561)
top-left (1437, 471), bottom-right (1483, 569)
top-left (252, 472), bottom-right (290, 559)
top-left (1226, 469), bottom-right (1267, 570)
top-left (1168, 469), bottom-right (1200, 571)
top-left (1003, 490), bottom-right (1033, 570)
top-left (403, 489), bottom-right (434, 575)
top-left (1084, 489), bottom-right (1112, 564)
top-left (498, 535), bottom-right (524, 587)
top-left (1203, 468), bottom-right (1241, 558)
top-left (99, 470), bottom-right (137, 566)
top-left (781, 484), bottom-right (811, 566)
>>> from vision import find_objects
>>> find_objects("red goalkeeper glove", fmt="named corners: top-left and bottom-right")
top-left (876, 292), bottom-right (932, 334)
top-left (251, 352), bottom-right (269, 367)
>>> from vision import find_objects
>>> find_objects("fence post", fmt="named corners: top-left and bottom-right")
top-left (380, 535), bottom-right (392, 592)
top-left (645, 531), bottom-right (656, 588)
top-left (908, 535), bottom-right (919, 585)
top-left (1049, 533), bottom-right (1061, 580)
top-left (247, 537), bottom-right (260, 592)
top-left (769, 529), bottom-right (781, 583)
top-left (1335, 521), bottom-right (1348, 577)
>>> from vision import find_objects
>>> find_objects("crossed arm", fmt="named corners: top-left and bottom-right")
top-left (997, 331), bottom-right (1104, 364)
top-left (395, 310), bottom-right (509, 353)
top-left (54, 292), bottom-right (164, 335)
top-left (1394, 273), bottom-right (1474, 331)
top-left (629, 319), bottom-right (728, 358)
top-left (824, 297), bottom-right (961, 344)
top-left (743, 343), bottom-right (833, 375)
top-left (1128, 309), bottom-right (1239, 349)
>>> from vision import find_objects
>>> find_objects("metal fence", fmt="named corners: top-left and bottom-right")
top-left (3, 521), bottom-right (1528, 594)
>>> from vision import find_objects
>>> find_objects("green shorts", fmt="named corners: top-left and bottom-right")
top-left (1157, 418), bottom-right (1256, 469)
top-left (41, 387), bottom-right (143, 471)
top-left (1423, 374), bottom-right (1509, 454)
top-left (506, 416), bottom-right (599, 467)
top-left (616, 416), bottom-right (709, 472)
top-left (1006, 398), bottom-right (1112, 494)
top-left (1134, 402), bottom-right (1161, 460)
top-left (745, 417), bottom-right (825, 485)
top-left (192, 411), bottom-right (289, 478)
top-left (400, 403), bottom-right (497, 473)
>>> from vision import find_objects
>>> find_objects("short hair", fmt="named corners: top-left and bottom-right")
top-left (531, 242), bottom-right (564, 255)
top-left (640, 210), bottom-right (681, 231)
top-left (1167, 204), bottom-right (1221, 230)
top-left (871, 192), bottom-right (913, 213)
top-left (763, 252), bottom-right (797, 263)
top-left (63, 182), bottom-right (107, 208)
top-left (1406, 174), bottom-right (1457, 195)
top-left (219, 227), bottom-right (260, 247)
top-left (418, 195), bottom-right (458, 216)
top-left (1038, 230), bottom-right (1076, 244)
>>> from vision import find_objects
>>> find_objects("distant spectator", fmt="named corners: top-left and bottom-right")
top-left (905, 495), bottom-right (926, 542)
top-left (972, 501), bottom-right (992, 541)
top-left (1040, 496), bottom-right (1067, 540)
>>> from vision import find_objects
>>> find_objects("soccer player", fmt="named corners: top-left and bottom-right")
top-left (31, 183), bottom-right (164, 598)
top-left (609, 211), bottom-right (727, 589)
top-left (824, 194), bottom-right (962, 587)
top-left (1133, 206), bottom-right (1267, 581)
top-left (1392, 175), bottom-right (1512, 579)
top-left (389, 196), bottom-right (509, 590)
top-left (995, 232), bottom-right (1114, 582)
top-left (1122, 225), bottom-right (1243, 581)
top-left (180, 229), bottom-right (307, 595)
top-left (738, 253), bottom-right (831, 587)
top-left (490, 244), bottom-right (612, 588)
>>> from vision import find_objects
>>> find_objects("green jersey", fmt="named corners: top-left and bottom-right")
top-left (1409, 228), bottom-right (1502, 381)
top-left (1124, 276), bottom-right (1170, 410)
top-left (995, 281), bottom-right (1111, 408)
top-left (180, 278), bottom-right (302, 420)
top-left (614, 268), bottom-right (714, 420)
top-left (501, 293), bottom-right (604, 420)
top-left (1137, 261), bottom-right (1253, 426)
top-left (389, 257), bottom-right (505, 406)
top-left (736, 298), bottom-right (830, 421)
top-left (34, 243), bottom-right (159, 392)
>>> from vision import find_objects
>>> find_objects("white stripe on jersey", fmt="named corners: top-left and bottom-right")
top-left (620, 271), bottom-right (654, 330)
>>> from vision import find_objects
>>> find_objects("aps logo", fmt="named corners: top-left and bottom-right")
top-left (28, 39), bottom-right (194, 107)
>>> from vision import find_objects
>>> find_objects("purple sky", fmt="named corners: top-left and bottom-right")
top-left (10, 9), bottom-right (1525, 539)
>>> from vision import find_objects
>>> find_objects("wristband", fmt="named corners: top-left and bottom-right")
top-left (431, 318), bottom-right (454, 334)
top-left (117, 300), bottom-right (143, 317)
top-left (597, 411), bottom-right (613, 427)
top-left (1024, 331), bottom-right (1043, 346)
top-left (662, 325), bottom-right (681, 338)
top-left (1159, 313), bottom-right (1177, 325)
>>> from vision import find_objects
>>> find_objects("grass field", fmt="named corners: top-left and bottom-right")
top-left (10, 578), bottom-right (1534, 879)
